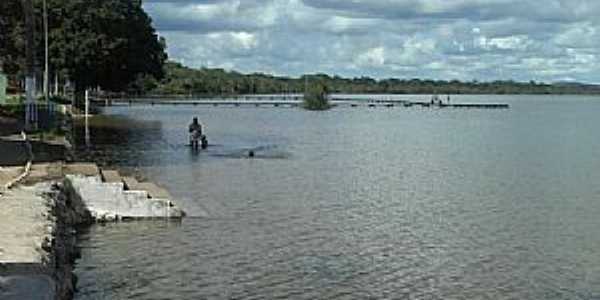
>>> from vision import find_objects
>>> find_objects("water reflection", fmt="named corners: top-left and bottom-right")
top-left (73, 115), bottom-right (164, 169)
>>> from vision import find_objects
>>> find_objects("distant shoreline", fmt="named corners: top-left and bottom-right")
top-left (128, 61), bottom-right (600, 97)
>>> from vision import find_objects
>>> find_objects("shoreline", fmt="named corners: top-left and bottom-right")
top-left (0, 181), bottom-right (89, 299)
top-left (0, 123), bottom-right (185, 299)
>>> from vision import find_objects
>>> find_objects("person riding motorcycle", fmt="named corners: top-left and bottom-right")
top-left (189, 117), bottom-right (207, 149)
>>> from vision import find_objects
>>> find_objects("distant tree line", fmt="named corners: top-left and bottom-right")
top-left (133, 62), bottom-right (600, 96)
top-left (0, 0), bottom-right (167, 100)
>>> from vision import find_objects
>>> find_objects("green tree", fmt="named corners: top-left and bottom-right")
top-left (303, 81), bottom-right (330, 111)
top-left (48, 0), bottom-right (167, 97)
top-left (1, 0), bottom-right (167, 101)
top-left (0, 1), bottom-right (25, 76)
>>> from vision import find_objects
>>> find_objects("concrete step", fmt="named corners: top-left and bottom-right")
top-left (100, 169), bottom-right (122, 184)
top-left (24, 163), bottom-right (64, 185)
top-left (133, 182), bottom-right (172, 199)
top-left (64, 163), bottom-right (100, 177)
top-left (0, 166), bottom-right (23, 187)
top-left (66, 175), bottom-right (184, 220)
top-left (122, 176), bottom-right (138, 191)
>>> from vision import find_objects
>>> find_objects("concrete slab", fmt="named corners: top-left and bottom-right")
top-left (0, 167), bottom-right (23, 187)
top-left (0, 186), bottom-right (53, 266)
top-left (26, 164), bottom-right (50, 184)
top-left (23, 163), bottom-right (64, 185)
top-left (133, 182), bottom-right (172, 199)
top-left (66, 175), bottom-right (184, 219)
top-left (63, 163), bottom-right (99, 177)
top-left (100, 170), bottom-right (122, 184)
top-left (122, 176), bottom-right (138, 190)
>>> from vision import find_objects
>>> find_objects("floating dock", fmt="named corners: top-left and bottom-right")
top-left (444, 103), bottom-right (509, 109)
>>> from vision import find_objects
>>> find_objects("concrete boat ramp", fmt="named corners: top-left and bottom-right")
top-left (1, 162), bottom-right (185, 221)
top-left (63, 163), bottom-right (185, 221)
top-left (1, 162), bottom-right (184, 299)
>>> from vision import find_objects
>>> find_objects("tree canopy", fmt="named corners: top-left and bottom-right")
top-left (138, 62), bottom-right (600, 96)
top-left (0, 1), bottom-right (26, 76)
top-left (1, 0), bottom-right (167, 93)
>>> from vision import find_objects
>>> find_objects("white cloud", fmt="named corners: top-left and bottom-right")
top-left (554, 23), bottom-right (599, 48)
top-left (230, 32), bottom-right (258, 50)
top-left (144, 0), bottom-right (600, 82)
top-left (390, 37), bottom-right (437, 65)
top-left (355, 47), bottom-right (386, 67)
top-left (477, 35), bottom-right (531, 51)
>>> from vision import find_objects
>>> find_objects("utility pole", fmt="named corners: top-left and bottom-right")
top-left (23, 0), bottom-right (37, 131)
top-left (43, 0), bottom-right (49, 103)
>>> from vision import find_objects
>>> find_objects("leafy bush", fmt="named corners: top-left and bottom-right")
top-left (303, 81), bottom-right (331, 111)
top-left (0, 104), bottom-right (23, 118)
top-left (6, 95), bottom-right (24, 105)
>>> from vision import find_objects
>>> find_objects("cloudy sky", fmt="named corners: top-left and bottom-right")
top-left (143, 0), bottom-right (600, 83)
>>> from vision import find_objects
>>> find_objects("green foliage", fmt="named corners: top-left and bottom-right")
top-left (145, 62), bottom-right (600, 96)
top-left (47, 0), bottom-right (167, 92)
top-left (149, 62), bottom-right (307, 96)
top-left (28, 126), bottom-right (66, 140)
top-left (6, 95), bottom-right (25, 105)
top-left (0, 1), bottom-right (25, 76)
top-left (0, 104), bottom-right (22, 118)
top-left (303, 81), bottom-right (331, 110)
top-left (128, 74), bottom-right (159, 95)
top-left (1, 0), bottom-right (167, 94)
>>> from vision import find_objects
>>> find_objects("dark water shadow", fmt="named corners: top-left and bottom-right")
top-left (0, 139), bottom-right (66, 166)
top-left (209, 144), bottom-right (291, 160)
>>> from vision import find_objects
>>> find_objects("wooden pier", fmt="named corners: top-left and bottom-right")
top-left (404, 102), bottom-right (510, 109)
top-left (91, 95), bottom-right (509, 109)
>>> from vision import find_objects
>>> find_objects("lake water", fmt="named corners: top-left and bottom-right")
top-left (73, 95), bottom-right (600, 299)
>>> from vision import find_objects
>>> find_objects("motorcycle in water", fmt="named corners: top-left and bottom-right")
top-left (190, 130), bottom-right (208, 150)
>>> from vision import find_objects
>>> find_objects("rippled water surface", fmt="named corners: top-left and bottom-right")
top-left (73, 95), bottom-right (600, 299)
